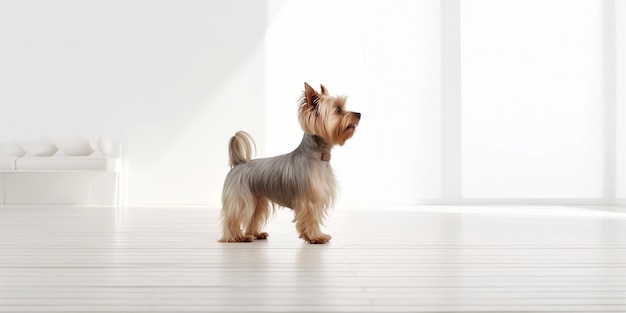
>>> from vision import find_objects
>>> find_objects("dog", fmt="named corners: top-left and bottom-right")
top-left (219, 82), bottom-right (361, 244)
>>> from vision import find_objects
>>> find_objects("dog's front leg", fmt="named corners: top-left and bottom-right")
top-left (292, 205), bottom-right (331, 244)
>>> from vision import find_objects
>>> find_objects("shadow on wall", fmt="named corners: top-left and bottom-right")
top-left (0, 0), bottom-right (267, 205)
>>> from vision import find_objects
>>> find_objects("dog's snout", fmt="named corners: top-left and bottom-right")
top-left (354, 112), bottom-right (361, 119)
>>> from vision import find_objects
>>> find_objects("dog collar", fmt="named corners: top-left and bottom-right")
top-left (320, 152), bottom-right (331, 161)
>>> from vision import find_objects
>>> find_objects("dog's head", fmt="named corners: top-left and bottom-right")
top-left (298, 82), bottom-right (361, 146)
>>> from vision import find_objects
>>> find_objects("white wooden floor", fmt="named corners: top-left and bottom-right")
top-left (1, 205), bottom-right (626, 312)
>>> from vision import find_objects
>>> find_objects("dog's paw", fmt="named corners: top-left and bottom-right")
top-left (255, 232), bottom-right (269, 240)
top-left (306, 234), bottom-right (331, 244)
top-left (218, 234), bottom-right (256, 243)
top-left (242, 235), bottom-right (256, 242)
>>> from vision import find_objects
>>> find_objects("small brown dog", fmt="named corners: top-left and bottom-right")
top-left (219, 82), bottom-right (361, 244)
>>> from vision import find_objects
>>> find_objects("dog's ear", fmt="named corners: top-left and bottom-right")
top-left (304, 82), bottom-right (319, 109)
top-left (320, 84), bottom-right (329, 95)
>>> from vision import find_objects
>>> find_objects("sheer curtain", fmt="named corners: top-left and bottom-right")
top-left (266, 0), bottom-right (624, 206)
top-left (617, 0), bottom-right (626, 203)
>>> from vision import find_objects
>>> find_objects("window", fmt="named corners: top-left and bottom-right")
top-left (461, 0), bottom-right (605, 199)
top-left (266, 0), bottom-right (623, 205)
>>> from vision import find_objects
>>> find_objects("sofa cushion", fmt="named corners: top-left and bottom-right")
top-left (0, 157), bottom-right (16, 170)
top-left (54, 138), bottom-right (94, 156)
top-left (19, 140), bottom-right (58, 157)
top-left (15, 157), bottom-right (119, 172)
top-left (0, 141), bottom-right (26, 157)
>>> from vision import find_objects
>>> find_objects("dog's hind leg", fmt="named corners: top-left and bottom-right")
top-left (245, 196), bottom-right (271, 240)
top-left (219, 190), bottom-right (256, 243)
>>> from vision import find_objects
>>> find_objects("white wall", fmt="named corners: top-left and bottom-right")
top-left (1, 1), bottom-right (623, 207)
top-left (0, 0), bottom-right (267, 206)
top-left (266, 0), bottom-right (441, 205)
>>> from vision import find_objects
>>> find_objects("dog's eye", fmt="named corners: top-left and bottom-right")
top-left (335, 107), bottom-right (342, 113)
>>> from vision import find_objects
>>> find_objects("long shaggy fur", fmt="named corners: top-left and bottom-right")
top-left (219, 83), bottom-right (361, 244)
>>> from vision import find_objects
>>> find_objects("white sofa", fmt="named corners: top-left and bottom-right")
top-left (0, 138), bottom-right (121, 205)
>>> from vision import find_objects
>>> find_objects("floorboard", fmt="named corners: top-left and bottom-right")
top-left (1, 205), bottom-right (626, 312)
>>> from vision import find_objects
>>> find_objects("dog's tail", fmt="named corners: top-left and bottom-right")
top-left (228, 131), bottom-right (256, 168)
